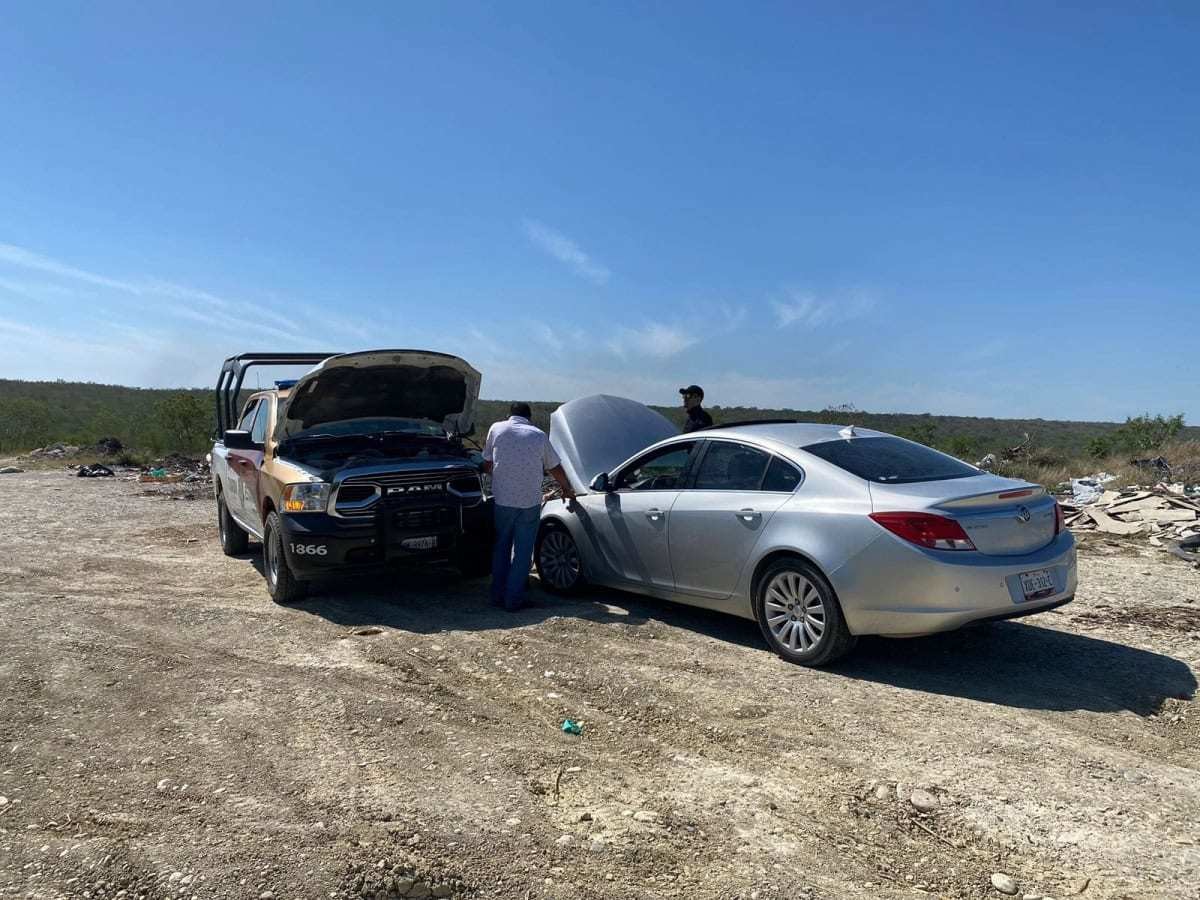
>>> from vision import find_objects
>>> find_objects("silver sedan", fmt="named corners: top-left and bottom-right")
top-left (535, 395), bottom-right (1077, 666)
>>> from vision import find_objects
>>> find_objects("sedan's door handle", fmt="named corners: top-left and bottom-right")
top-left (645, 507), bottom-right (664, 521)
top-left (737, 508), bottom-right (762, 522)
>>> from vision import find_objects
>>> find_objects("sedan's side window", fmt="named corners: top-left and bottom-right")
top-left (616, 443), bottom-right (696, 492)
top-left (237, 400), bottom-right (260, 432)
top-left (762, 456), bottom-right (804, 493)
top-left (692, 441), bottom-right (770, 490)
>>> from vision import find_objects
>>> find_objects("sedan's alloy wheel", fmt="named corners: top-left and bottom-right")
top-left (764, 571), bottom-right (827, 652)
top-left (539, 529), bottom-right (581, 590)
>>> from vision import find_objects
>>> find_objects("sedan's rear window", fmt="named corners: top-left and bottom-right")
top-left (802, 437), bottom-right (978, 484)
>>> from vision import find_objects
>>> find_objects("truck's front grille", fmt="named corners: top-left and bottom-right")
top-left (393, 507), bottom-right (455, 531)
top-left (333, 468), bottom-right (480, 518)
top-left (337, 484), bottom-right (377, 504)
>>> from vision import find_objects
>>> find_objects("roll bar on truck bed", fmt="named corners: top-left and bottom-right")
top-left (214, 352), bottom-right (339, 437)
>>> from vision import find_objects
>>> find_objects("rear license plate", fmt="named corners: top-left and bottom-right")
top-left (401, 536), bottom-right (438, 551)
top-left (1018, 568), bottom-right (1056, 601)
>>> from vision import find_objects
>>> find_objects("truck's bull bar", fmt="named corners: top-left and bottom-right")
top-left (215, 353), bottom-right (340, 436)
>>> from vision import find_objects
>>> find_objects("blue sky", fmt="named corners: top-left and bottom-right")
top-left (1, 2), bottom-right (1197, 421)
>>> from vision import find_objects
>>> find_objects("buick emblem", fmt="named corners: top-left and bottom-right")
top-left (1015, 505), bottom-right (1031, 524)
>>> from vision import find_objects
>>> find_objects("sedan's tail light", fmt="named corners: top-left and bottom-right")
top-left (869, 511), bottom-right (976, 551)
top-left (1053, 499), bottom-right (1065, 535)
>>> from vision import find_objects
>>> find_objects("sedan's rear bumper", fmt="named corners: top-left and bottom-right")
top-left (831, 530), bottom-right (1077, 637)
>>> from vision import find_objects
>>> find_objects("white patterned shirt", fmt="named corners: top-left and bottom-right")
top-left (483, 416), bottom-right (562, 509)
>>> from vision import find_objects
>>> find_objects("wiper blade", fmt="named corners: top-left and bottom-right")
top-left (286, 433), bottom-right (360, 444)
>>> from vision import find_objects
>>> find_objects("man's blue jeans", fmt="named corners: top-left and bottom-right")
top-left (491, 504), bottom-right (541, 610)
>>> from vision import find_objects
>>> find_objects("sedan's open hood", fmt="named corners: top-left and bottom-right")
top-left (549, 394), bottom-right (679, 492)
top-left (278, 350), bottom-right (481, 439)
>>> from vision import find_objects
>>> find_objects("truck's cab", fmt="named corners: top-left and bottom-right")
top-left (211, 350), bottom-right (492, 603)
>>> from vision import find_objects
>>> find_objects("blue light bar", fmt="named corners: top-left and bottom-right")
top-left (275, 379), bottom-right (299, 390)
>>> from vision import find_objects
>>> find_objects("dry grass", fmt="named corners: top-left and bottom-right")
top-left (992, 440), bottom-right (1200, 491)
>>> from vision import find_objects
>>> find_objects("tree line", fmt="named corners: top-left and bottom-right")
top-left (0, 378), bottom-right (1193, 462)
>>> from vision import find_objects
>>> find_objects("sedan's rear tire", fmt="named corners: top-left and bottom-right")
top-left (535, 521), bottom-right (584, 594)
top-left (754, 557), bottom-right (856, 666)
top-left (217, 490), bottom-right (249, 556)
top-left (263, 511), bottom-right (307, 604)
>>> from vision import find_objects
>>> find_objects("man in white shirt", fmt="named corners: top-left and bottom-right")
top-left (481, 402), bottom-right (576, 610)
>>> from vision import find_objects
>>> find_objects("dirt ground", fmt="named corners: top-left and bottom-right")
top-left (1, 468), bottom-right (1198, 900)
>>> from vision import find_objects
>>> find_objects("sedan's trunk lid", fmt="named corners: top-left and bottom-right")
top-left (278, 350), bottom-right (481, 440)
top-left (870, 475), bottom-right (1056, 556)
top-left (549, 394), bottom-right (679, 493)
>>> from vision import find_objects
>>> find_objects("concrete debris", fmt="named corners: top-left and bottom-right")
top-left (28, 442), bottom-right (81, 459)
top-left (1070, 473), bottom-right (1116, 505)
top-left (976, 452), bottom-right (998, 471)
top-left (1061, 478), bottom-right (1200, 560)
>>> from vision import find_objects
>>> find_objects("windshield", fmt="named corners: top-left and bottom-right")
top-left (803, 436), bottom-right (978, 484)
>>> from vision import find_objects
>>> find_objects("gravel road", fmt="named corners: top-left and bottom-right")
top-left (1, 469), bottom-right (1197, 899)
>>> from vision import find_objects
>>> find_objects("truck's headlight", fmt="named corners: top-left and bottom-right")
top-left (283, 482), bottom-right (331, 513)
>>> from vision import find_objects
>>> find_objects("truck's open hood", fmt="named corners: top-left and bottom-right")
top-left (278, 350), bottom-right (481, 439)
top-left (549, 394), bottom-right (679, 492)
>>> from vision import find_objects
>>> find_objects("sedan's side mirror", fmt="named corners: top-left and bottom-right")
top-left (223, 429), bottom-right (258, 451)
top-left (589, 472), bottom-right (612, 493)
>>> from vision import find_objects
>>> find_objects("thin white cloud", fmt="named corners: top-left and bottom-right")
top-left (0, 241), bottom-right (372, 345)
top-left (522, 219), bottom-right (610, 285)
top-left (606, 322), bottom-right (697, 359)
top-left (772, 289), bottom-right (874, 329)
top-left (0, 243), bottom-right (142, 293)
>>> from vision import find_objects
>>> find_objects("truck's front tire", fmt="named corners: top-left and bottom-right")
top-left (217, 490), bottom-right (249, 556)
top-left (264, 511), bottom-right (307, 604)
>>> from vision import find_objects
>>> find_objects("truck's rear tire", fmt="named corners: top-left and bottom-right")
top-left (264, 511), bottom-right (307, 604)
top-left (217, 491), bottom-right (249, 556)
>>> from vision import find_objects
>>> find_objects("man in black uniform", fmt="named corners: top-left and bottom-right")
top-left (680, 384), bottom-right (713, 433)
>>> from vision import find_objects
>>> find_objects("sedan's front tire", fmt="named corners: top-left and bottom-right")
top-left (535, 522), bottom-right (585, 594)
top-left (263, 511), bottom-right (308, 604)
top-left (754, 557), bottom-right (856, 666)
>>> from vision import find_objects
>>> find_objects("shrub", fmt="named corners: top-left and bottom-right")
top-left (153, 393), bottom-right (213, 454)
top-left (0, 398), bottom-right (53, 452)
top-left (944, 435), bottom-right (977, 460)
top-left (1111, 414), bottom-right (1185, 454)
top-left (1086, 436), bottom-right (1112, 459)
top-left (897, 422), bottom-right (938, 447)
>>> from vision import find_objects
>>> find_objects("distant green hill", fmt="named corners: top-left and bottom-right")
top-left (2, 378), bottom-right (1193, 461)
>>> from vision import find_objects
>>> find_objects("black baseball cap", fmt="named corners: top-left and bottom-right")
top-left (679, 385), bottom-right (704, 398)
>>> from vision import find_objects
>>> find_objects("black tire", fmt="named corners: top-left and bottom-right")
top-left (535, 521), bottom-right (585, 594)
top-left (217, 490), bottom-right (249, 556)
top-left (754, 557), bottom-right (856, 666)
top-left (263, 511), bottom-right (307, 604)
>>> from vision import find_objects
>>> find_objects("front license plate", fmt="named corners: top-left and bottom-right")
top-left (1018, 568), bottom-right (1056, 601)
top-left (401, 536), bottom-right (438, 551)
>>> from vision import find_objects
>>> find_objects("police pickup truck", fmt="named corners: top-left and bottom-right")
top-left (211, 350), bottom-right (492, 602)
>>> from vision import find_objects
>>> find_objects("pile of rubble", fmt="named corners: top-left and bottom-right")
top-left (135, 454), bottom-right (209, 484)
top-left (27, 437), bottom-right (125, 460)
top-left (28, 441), bottom-right (82, 459)
top-left (1060, 480), bottom-right (1200, 563)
